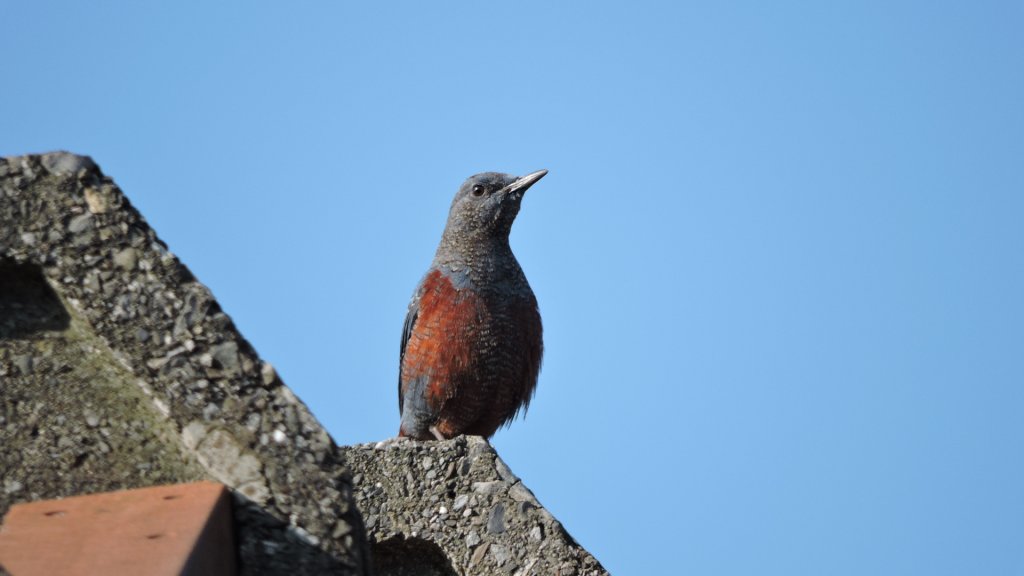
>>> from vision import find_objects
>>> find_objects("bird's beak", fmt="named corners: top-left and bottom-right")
top-left (504, 169), bottom-right (548, 198)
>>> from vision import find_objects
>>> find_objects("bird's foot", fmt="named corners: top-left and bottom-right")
top-left (429, 425), bottom-right (447, 441)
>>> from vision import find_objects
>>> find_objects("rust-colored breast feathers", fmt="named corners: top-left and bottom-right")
top-left (400, 270), bottom-right (481, 409)
top-left (399, 269), bottom-right (543, 438)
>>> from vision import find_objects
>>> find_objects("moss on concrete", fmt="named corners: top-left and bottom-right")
top-left (1, 278), bottom-right (206, 516)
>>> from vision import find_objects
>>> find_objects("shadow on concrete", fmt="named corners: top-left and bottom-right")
top-left (0, 261), bottom-right (70, 339)
top-left (231, 495), bottom-right (366, 576)
top-left (372, 535), bottom-right (458, 576)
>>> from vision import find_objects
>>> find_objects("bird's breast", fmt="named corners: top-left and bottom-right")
top-left (402, 269), bottom-right (540, 401)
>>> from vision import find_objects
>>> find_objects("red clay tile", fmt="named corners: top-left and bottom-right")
top-left (0, 481), bottom-right (235, 576)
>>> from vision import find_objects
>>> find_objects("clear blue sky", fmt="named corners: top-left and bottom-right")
top-left (4, 2), bottom-right (1023, 574)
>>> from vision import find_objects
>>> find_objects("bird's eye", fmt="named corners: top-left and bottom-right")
top-left (471, 185), bottom-right (485, 197)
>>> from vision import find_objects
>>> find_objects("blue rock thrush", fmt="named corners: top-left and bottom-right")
top-left (398, 170), bottom-right (547, 440)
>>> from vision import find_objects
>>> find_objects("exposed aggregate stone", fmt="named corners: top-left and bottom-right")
top-left (1, 153), bottom-right (368, 575)
top-left (1, 152), bottom-right (609, 575)
top-left (342, 436), bottom-right (608, 575)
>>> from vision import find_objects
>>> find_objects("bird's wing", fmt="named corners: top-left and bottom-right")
top-left (398, 289), bottom-right (421, 415)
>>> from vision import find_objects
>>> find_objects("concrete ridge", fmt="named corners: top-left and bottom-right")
top-left (1, 152), bottom-right (367, 575)
top-left (0, 152), bottom-right (608, 575)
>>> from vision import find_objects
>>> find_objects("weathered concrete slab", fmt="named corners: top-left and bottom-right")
top-left (0, 153), bottom-right (368, 575)
top-left (0, 152), bottom-right (609, 575)
top-left (344, 436), bottom-right (608, 576)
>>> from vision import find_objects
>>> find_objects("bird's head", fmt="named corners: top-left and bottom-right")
top-left (443, 169), bottom-right (547, 240)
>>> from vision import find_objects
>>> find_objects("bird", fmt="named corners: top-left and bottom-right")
top-left (398, 169), bottom-right (547, 440)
